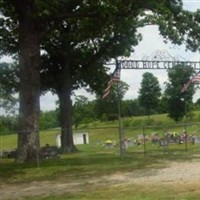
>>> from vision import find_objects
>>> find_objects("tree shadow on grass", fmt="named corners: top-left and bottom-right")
top-left (0, 148), bottom-right (198, 184)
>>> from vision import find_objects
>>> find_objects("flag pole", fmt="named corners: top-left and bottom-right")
top-left (116, 59), bottom-right (123, 159)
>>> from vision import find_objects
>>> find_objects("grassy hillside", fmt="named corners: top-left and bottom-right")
top-left (1, 111), bottom-right (200, 151)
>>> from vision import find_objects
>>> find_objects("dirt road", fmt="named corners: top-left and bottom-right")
top-left (1, 160), bottom-right (200, 199)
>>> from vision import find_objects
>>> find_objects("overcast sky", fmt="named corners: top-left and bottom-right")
top-left (1, 1), bottom-right (200, 111)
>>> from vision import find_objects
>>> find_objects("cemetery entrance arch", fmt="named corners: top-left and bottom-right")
top-left (117, 50), bottom-right (200, 70)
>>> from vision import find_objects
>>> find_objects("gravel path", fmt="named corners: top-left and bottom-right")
top-left (107, 161), bottom-right (200, 185)
top-left (1, 160), bottom-right (200, 199)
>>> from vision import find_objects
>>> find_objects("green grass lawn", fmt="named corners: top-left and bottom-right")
top-left (0, 112), bottom-right (200, 200)
top-left (23, 183), bottom-right (200, 200)
top-left (1, 145), bottom-right (200, 200)
top-left (1, 111), bottom-right (200, 150)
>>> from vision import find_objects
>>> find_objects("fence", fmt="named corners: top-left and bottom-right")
top-left (1, 122), bottom-right (200, 160)
top-left (122, 122), bottom-right (200, 155)
top-left (84, 122), bottom-right (200, 156)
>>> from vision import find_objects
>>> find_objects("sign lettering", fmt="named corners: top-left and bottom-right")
top-left (119, 60), bottom-right (200, 70)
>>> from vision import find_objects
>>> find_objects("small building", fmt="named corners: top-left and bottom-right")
top-left (56, 132), bottom-right (89, 148)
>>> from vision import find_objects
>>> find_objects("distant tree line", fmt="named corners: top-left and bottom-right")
top-left (1, 66), bottom-right (200, 133)
top-left (1, 94), bottom-right (199, 134)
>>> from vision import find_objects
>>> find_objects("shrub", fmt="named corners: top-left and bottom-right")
top-left (123, 119), bottom-right (132, 127)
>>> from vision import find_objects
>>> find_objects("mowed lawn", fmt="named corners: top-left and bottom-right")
top-left (1, 145), bottom-right (200, 200)
top-left (0, 112), bottom-right (200, 200)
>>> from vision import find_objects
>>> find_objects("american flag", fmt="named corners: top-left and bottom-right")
top-left (181, 70), bottom-right (200, 93)
top-left (102, 66), bottom-right (121, 99)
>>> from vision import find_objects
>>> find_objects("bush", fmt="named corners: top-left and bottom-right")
top-left (123, 119), bottom-right (132, 127)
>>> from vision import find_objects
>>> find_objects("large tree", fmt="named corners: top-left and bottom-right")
top-left (40, 53), bottom-right (108, 152)
top-left (38, 1), bottom-right (143, 152)
top-left (40, 0), bottom-right (200, 153)
top-left (138, 72), bottom-right (161, 118)
top-left (1, 0), bottom-right (200, 162)
top-left (165, 65), bottom-right (195, 123)
top-left (0, 1), bottom-right (98, 161)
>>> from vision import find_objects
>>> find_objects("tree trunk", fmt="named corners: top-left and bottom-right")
top-left (57, 62), bottom-right (76, 153)
top-left (15, 1), bottom-right (41, 162)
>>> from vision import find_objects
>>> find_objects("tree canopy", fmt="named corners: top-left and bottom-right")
top-left (1, 0), bottom-right (200, 162)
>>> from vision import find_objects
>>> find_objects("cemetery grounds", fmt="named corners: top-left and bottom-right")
top-left (0, 122), bottom-right (200, 199)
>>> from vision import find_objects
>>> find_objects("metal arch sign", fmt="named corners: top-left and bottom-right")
top-left (119, 60), bottom-right (200, 70)
top-left (116, 50), bottom-right (200, 70)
